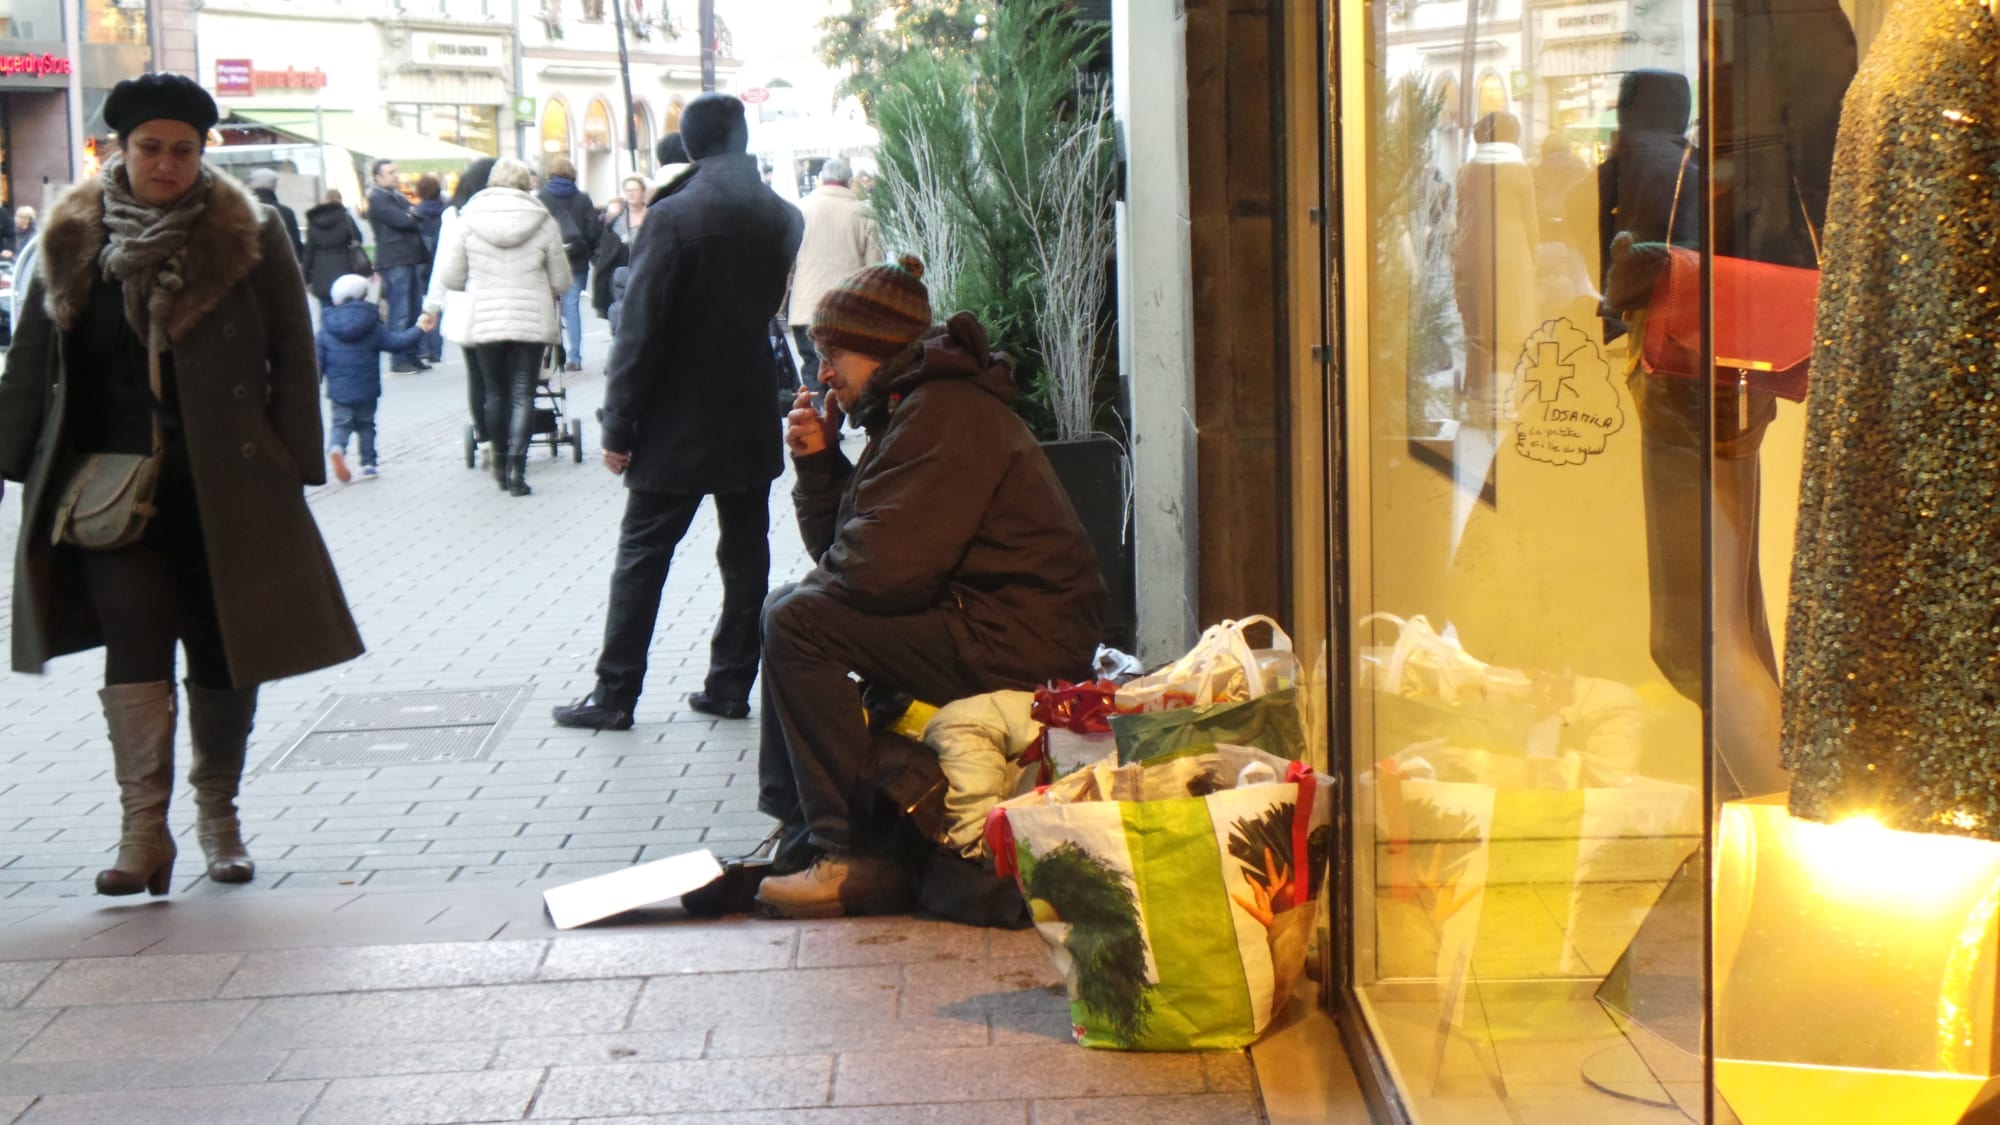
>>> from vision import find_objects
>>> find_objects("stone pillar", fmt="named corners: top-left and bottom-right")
top-left (154, 0), bottom-right (198, 75)
top-left (9, 90), bottom-right (73, 209)
top-left (1114, 0), bottom-right (1199, 664)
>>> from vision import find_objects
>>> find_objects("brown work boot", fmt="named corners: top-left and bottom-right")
top-left (754, 853), bottom-right (912, 920)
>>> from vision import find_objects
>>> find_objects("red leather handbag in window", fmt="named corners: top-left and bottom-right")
top-left (1641, 149), bottom-right (1819, 403)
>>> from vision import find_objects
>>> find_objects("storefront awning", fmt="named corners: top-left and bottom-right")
top-left (227, 109), bottom-right (486, 174)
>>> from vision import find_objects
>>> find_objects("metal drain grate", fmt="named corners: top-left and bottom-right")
top-left (277, 728), bottom-right (495, 769)
top-left (316, 689), bottom-right (523, 731)
top-left (267, 686), bottom-right (530, 771)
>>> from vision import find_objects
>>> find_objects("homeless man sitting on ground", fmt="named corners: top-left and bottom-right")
top-left (753, 254), bottom-right (1108, 920)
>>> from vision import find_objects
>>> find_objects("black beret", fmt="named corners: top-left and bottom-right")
top-left (103, 73), bottom-right (218, 137)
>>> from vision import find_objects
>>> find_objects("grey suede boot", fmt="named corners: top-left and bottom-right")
top-left (96, 682), bottom-right (179, 897)
top-left (184, 680), bottom-right (259, 884)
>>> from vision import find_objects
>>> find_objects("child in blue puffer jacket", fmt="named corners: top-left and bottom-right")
top-left (317, 274), bottom-right (423, 482)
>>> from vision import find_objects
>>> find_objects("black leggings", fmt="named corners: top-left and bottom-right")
top-left (464, 344), bottom-right (487, 442)
top-left (473, 341), bottom-right (544, 462)
top-left (75, 459), bottom-right (230, 689)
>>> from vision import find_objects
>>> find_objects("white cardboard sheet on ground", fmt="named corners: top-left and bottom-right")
top-left (542, 849), bottom-right (725, 929)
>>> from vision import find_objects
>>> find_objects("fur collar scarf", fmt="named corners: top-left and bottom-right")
top-left (39, 165), bottom-right (265, 341)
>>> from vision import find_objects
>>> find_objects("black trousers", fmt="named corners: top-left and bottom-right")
top-left (592, 485), bottom-right (771, 713)
top-left (757, 582), bottom-right (1021, 854)
top-left (463, 344), bottom-right (487, 442)
top-left (1632, 371), bottom-right (1779, 700)
top-left (790, 325), bottom-right (819, 390)
top-left (75, 455), bottom-right (231, 689)
top-left (472, 341), bottom-right (543, 462)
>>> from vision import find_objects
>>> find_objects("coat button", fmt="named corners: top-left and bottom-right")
top-left (241, 442), bottom-right (256, 460)
top-left (222, 322), bottom-right (238, 339)
top-left (232, 384), bottom-right (248, 400)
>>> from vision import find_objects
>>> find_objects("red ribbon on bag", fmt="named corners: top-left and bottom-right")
top-left (1031, 679), bottom-right (1123, 733)
top-left (1287, 761), bottom-right (1317, 907)
top-left (985, 807), bottom-right (1022, 881)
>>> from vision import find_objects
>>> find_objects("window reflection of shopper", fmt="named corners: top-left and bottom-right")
top-left (1451, 111), bottom-right (1539, 405)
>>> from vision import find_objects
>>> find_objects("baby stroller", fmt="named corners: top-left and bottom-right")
top-left (464, 343), bottom-right (586, 467)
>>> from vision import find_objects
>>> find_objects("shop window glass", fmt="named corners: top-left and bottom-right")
top-left (1334, 0), bottom-right (1705, 1120)
top-left (1332, 0), bottom-right (2000, 1120)
top-left (540, 99), bottom-right (570, 159)
top-left (80, 0), bottom-right (146, 46)
top-left (582, 99), bottom-right (612, 153)
top-left (630, 102), bottom-right (654, 170)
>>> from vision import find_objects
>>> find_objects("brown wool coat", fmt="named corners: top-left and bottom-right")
top-left (0, 169), bottom-right (365, 686)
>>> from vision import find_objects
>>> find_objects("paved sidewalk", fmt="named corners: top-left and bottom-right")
top-left (0, 325), bottom-right (1320, 1123)
top-left (1, 323), bottom-right (814, 903)
top-left (0, 885), bottom-right (1267, 1124)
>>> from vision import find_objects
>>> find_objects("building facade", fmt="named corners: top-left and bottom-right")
top-left (518, 0), bottom-right (738, 200)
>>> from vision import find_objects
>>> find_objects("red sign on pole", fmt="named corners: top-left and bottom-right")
top-left (215, 59), bottom-right (252, 96)
top-left (740, 87), bottom-right (770, 104)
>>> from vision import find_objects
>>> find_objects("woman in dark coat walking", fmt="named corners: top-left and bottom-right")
top-left (0, 73), bottom-right (364, 897)
top-left (301, 189), bottom-right (368, 305)
top-left (535, 154), bottom-right (601, 371)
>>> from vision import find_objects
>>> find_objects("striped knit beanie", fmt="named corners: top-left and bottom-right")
top-left (810, 254), bottom-right (932, 360)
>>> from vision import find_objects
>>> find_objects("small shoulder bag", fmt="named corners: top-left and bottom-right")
top-left (49, 355), bottom-right (163, 551)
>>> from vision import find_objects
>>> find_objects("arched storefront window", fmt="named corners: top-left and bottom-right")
top-left (663, 97), bottom-right (684, 135)
top-left (631, 101), bottom-right (656, 168)
top-left (540, 98), bottom-right (571, 159)
top-left (583, 99), bottom-right (613, 153)
top-left (1476, 72), bottom-right (1508, 118)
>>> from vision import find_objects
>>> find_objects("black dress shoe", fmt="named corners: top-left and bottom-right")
top-left (551, 697), bottom-right (634, 731)
top-left (686, 691), bottom-right (750, 719)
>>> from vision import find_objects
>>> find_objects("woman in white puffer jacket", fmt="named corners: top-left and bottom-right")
top-left (423, 156), bottom-right (570, 496)
top-left (421, 157), bottom-right (493, 460)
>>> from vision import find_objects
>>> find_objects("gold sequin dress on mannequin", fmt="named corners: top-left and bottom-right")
top-left (1783, 0), bottom-right (2000, 840)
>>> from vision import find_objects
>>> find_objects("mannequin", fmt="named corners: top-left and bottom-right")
top-left (1783, 0), bottom-right (2000, 840)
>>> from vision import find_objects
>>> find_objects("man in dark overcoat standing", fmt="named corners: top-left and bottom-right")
top-left (554, 93), bottom-right (804, 731)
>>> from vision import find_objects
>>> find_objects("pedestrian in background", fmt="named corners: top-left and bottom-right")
top-left (303, 188), bottom-right (368, 307)
top-left (246, 168), bottom-right (302, 263)
top-left (590, 174), bottom-right (647, 325)
top-left (653, 133), bottom-right (692, 195)
top-left (604, 175), bottom-right (649, 243)
top-left (365, 158), bottom-right (429, 373)
top-left (535, 154), bottom-right (600, 371)
top-left (787, 156), bottom-right (881, 393)
top-left (422, 158), bottom-right (496, 461)
top-left (553, 92), bottom-right (803, 731)
top-left (0, 72), bottom-right (362, 897)
top-left (423, 156), bottom-right (570, 497)
top-left (319, 273), bottom-right (422, 482)
top-left (412, 173), bottom-right (446, 365)
top-left (4, 205), bottom-right (36, 260)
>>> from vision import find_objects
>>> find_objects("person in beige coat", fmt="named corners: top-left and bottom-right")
top-left (786, 157), bottom-right (882, 389)
top-left (422, 157), bottom-right (571, 496)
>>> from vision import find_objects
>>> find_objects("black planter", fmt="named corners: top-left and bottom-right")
top-left (1041, 434), bottom-right (1136, 653)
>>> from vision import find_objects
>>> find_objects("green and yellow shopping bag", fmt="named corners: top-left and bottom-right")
top-left (985, 745), bottom-right (1334, 1050)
